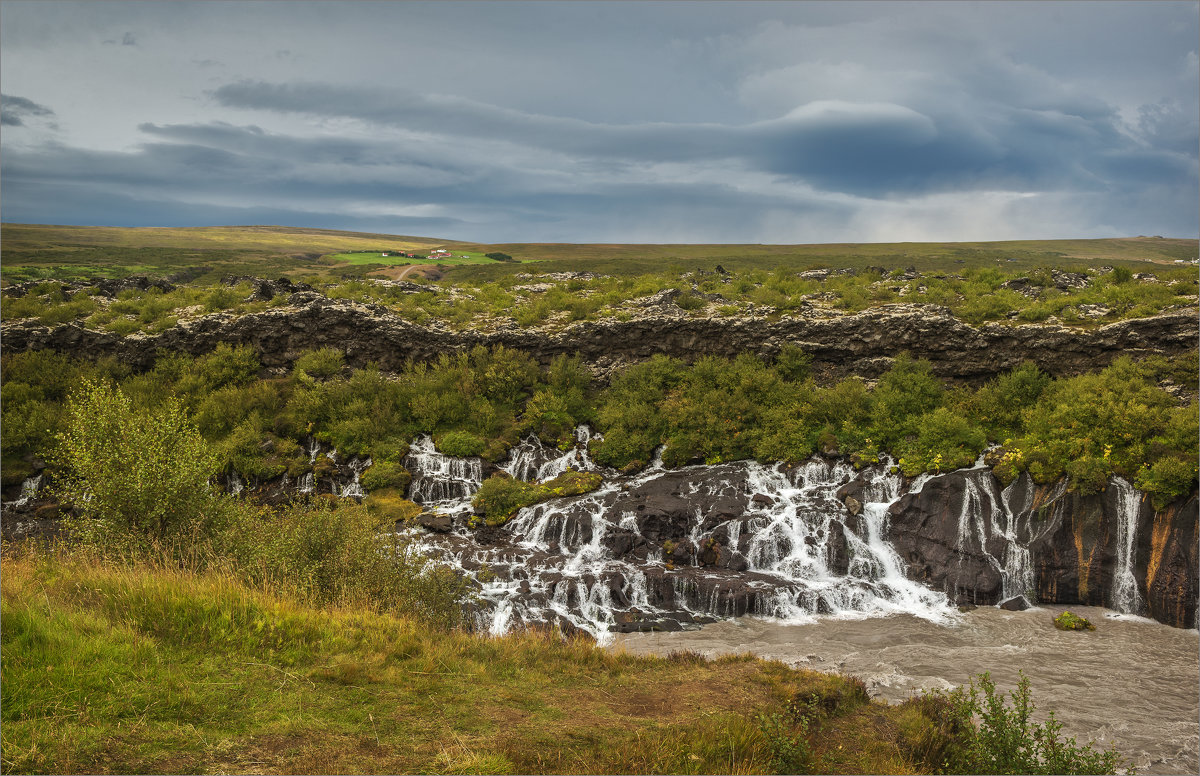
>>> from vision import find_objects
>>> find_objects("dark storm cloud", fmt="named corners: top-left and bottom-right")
top-left (0, 120), bottom-right (856, 242)
top-left (1, 94), bottom-right (55, 127)
top-left (2, 1), bottom-right (1196, 240)
top-left (213, 79), bottom-right (1192, 199)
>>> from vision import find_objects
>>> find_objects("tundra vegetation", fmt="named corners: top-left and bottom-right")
top-left (1, 225), bottom-right (1186, 774)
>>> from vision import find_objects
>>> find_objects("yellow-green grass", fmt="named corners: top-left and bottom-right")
top-left (0, 224), bottom-right (476, 285)
top-left (1, 224), bottom-right (458, 255)
top-left (2, 544), bottom-right (948, 775)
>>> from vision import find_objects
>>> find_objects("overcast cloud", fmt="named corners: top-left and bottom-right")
top-left (1, 1), bottom-right (1196, 242)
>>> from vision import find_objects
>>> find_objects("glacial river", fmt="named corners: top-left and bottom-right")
top-left (614, 604), bottom-right (1199, 775)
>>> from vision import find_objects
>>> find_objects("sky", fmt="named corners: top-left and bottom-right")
top-left (1, 0), bottom-right (1197, 243)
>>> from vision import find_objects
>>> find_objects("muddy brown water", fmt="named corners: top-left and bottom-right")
top-left (613, 604), bottom-right (1199, 774)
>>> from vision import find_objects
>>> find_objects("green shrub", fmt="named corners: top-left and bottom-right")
top-left (933, 672), bottom-right (1121, 774)
top-left (868, 354), bottom-right (944, 448)
top-left (436, 430), bottom-right (486, 457)
top-left (898, 407), bottom-right (988, 475)
top-left (1135, 454), bottom-right (1199, 510)
top-left (471, 475), bottom-right (545, 526)
top-left (674, 290), bottom-right (707, 311)
top-left (471, 470), bottom-right (603, 526)
top-left (294, 347), bottom-right (345, 380)
top-left (214, 499), bottom-right (469, 626)
top-left (52, 380), bottom-right (224, 545)
top-left (360, 460), bottom-right (413, 492)
top-left (775, 344), bottom-right (812, 382)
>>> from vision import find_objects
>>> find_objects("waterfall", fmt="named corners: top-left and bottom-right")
top-left (501, 426), bottom-right (602, 483)
top-left (6, 474), bottom-right (43, 508)
top-left (228, 470), bottom-right (244, 496)
top-left (336, 457), bottom-right (372, 499)
top-left (394, 431), bottom-right (1162, 643)
top-left (298, 472), bottom-right (315, 494)
top-left (399, 434), bottom-right (959, 644)
top-left (1110, 477), bottom-right (1145, 615)
top-left (405, 435), bottom-right (484, 504)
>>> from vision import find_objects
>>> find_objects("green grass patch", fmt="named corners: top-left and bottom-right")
top-left (0, 548), bottom-right (1124, 775)
top-left (471, 470), bottom-right (604, 526)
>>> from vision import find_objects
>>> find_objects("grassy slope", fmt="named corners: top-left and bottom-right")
top-left (0, 547), bottom-right (947, 775)
top-left (3, 223), bottom-right (1194, 285)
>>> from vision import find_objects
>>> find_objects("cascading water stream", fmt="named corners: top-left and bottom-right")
top-left (4, 474), bottom-right (44, 509)
top-left (398, 429), bottom-right (969, 643)
top-left (406, 435), bottom-right (484, 507)
top-left (1110, 477), bottom-right (1145, 615)
top-left (336, 457), bottom-right (372, 499)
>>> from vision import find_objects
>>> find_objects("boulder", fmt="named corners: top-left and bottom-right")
top-left (998, 595), bottom-right (1032, 611)
top-left (417, 512), bottom-right (453, 533)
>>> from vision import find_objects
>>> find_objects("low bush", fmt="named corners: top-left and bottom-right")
top-left (294, 347), bottom-right (345, 380)
top-left (52, 380), bottom-right (225, 547)
top-left (360, 460), bottom-right (413, 492)
top-left (934, 672), bottom-right (1121, 774)
top-left (471, 475), bottom-right (544, 526)
top-left (436, 429), bottom-right (487, 457)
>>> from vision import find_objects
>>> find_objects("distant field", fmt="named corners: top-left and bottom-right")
top-left (451, 236), bottom-right (1199, 280)
top-left (0, 224), bottom-right (476, 284)
top-left (1, 223), bottom-right (1194, 285)
top-left (0, 223), bottom-right (456, 254)
top-left (326, 250), bottom-right (499, 267)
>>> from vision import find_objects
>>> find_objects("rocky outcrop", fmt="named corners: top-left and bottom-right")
top-left (3, 296), bottom-right (1195, 383)
top-left (888, 469), bottom-right (1198, 628)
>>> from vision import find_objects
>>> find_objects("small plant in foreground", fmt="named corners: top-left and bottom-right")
top-left (933, 672), bottom-right (1123, 774)
top-left (757, 711), bottom-right (814, 774)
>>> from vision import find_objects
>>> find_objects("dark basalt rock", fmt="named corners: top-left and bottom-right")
top-left (888, 472), bottom-right (1009, 604)
top-left (417, 512), bottom-right (453, 533)
top-left (3, 294), bottom-right (1194, 385)
top-left (999, 595), bottom-right (1033, 611)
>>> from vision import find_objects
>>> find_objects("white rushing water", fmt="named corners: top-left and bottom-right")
top-left (399, 428), bottom-right (969, 644)
top-left (335, 457), bottom-right (372, 499)
top-left (406, 435), bottom-right (484, 506)
top-left (4, 474), bottom-right (44, 509)
top-left (1110, 477), bottom-right (1146, 615)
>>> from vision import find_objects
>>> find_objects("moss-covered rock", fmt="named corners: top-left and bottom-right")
top-left (1053, 610), bottom-right (1095, 631)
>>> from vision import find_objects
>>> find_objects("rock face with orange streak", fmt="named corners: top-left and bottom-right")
top-left (888, 470), bottom-right (1198, 628)
top-left (1032, 488), bottom-right (1119, 608)
top-left (1140, 493), bottom-right (1199, 628)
